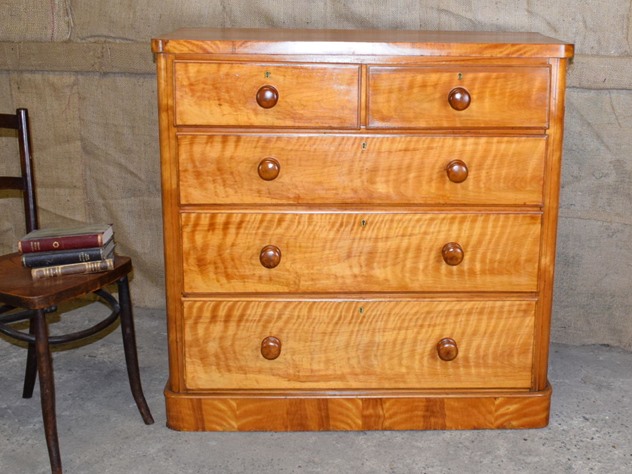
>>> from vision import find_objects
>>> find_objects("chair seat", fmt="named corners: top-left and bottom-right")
top-left (0, 253), bottom-right (132, 310)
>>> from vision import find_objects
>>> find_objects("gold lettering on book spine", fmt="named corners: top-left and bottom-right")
top-left (31, 259), bottom-right (115, 280)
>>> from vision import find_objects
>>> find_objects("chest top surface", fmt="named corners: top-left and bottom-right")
top-left (152, 27), bottom-right (573, 58)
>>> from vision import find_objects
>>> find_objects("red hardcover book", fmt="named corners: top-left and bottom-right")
top-left (18, 224), bottom-right (113, 253)
top-left (21, 238), bottom-right (115, 268)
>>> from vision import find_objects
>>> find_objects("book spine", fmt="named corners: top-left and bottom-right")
top-left (31, 259), bottom-right (115, 280)
top-left (22, 246), bottom-right (112, 268)
top-left (19, 234), bottom-right (104, 253)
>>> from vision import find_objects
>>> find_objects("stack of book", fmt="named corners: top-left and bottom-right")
top-left (19, 224), bottom-right (116, 280)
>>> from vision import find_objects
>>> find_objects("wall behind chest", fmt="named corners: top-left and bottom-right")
top-left (0, 1), bottom-right (630, 351)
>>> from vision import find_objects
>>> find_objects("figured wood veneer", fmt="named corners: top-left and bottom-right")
top-left (181, 212), bottom-right (541, 293)
top-left (174, 62), bottom-right (360, 128)
top-left (368, 66), bottom-right (551, 129)
top-left (164, 387), bottom-right (552, 431)
top-left (153, 28), bottom-right (572, 432)
top-left (178, 135), bottom-right (547, 206)
top-left (182, 300), bottom-right (535, 390)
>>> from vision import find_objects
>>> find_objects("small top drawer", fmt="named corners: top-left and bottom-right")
top-left (368, 66), bottom-right (550, 129)
top-left (174, 62), bottom-right (360, 128)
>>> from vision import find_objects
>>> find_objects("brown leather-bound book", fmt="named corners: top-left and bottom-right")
top-left (18, 224), bottom-right (113, 253)
top-left (31, 258), bottom-right (115, 280)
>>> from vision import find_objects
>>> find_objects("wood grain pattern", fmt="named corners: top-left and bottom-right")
top-left (174, 62), bottom-right (360, 127)
top-left (154, 29), bottom-right (572, 432)
top-left (181, 212), bottom-right (541, 293)
top-left (178, 135), bottom-right (547, 206)
top-left (182, 299), bottom-right (535, 390)
top-left (164, 385), bottom-right (552, 431)
top-left (533, 57), bottom-right (570, 390)
top-left (368, 66), bottom-right (550, 129)
top-left (152, 28), bottom-right (573, 58)
top-left (156, 53), bottom-right (186, 393)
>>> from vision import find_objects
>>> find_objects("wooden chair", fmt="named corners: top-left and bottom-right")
top-left (0, 108), bottom-right (154, 474)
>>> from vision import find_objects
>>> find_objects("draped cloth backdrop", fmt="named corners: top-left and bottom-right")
top-left (1, 0), bottom-right (631, 349)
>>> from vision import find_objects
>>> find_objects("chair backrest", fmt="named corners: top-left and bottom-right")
top-left (0, 108), bottom-right (38, 234)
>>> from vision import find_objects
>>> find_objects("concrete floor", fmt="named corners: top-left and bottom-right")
top-left (1, 304), bottom-right (631, 474)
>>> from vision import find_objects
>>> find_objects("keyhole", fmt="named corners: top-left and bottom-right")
top-left (264, 71), bottom-right (271, 78)
top-left (361, 219), bottom-right (367, 227)
top-left (458, 72), bottom-right (463, 80)
top-left (359, 307), bottom-right (365, 314)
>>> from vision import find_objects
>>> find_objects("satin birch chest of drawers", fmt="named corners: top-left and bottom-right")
top-left (152, 29), bottom-right (573, 431)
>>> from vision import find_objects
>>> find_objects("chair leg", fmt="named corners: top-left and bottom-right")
top-left (33, 309), bottom-right (62, 474)
top-left (117, 275), bottom-right (154, 425)
top-left (23, 317), bottom-right (38, 398)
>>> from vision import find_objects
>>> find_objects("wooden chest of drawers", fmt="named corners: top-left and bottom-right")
top-left (152, 29), bottom-right (573, 431)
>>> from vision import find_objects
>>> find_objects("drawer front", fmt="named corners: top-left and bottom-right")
top-left (181, 212), bottom-right (541, 293)
top-left (368, 66), bottom-right (550, 129)
top-left (182, 299), bottom-right (535, 390)
top-left (178, 135), bottom-right (546, 206)
top-left (174, 62), bottom-right (360, 128)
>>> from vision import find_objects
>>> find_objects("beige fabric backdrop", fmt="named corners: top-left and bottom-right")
top-left (1, 1), bottom-right (631, 349)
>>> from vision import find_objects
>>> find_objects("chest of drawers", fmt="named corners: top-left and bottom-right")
top-left (152, 29), bottom-right (573, 431)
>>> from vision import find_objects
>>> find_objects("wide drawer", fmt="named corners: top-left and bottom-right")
top-left (178, 135), bottom-right (546, 206)
top-left (181, 212), bottom-right (541, 293)
top-left (182, 299), bottom-right (535, 390)
top-left (368, 66), bottom-right (550, 129)
top-left (174, 62), bottom-right (360, 128)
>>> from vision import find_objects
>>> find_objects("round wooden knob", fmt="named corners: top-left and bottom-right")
top-left (441, 242), bottom-right (464, 266)
top-left (261, 336), bottom-right (282, 360)
top-left (448, 87), bottom-right (471, 111)
top-left (446, 160), bottom-right (468, 183)
top-left (258, 157), bottom-right (280, 181)
top-left (260, 245), bottom-right (281, 268)
top-left (437, 338), bottom-right (458, 361)
top-left (256, 85), bottom-right (279, 109)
